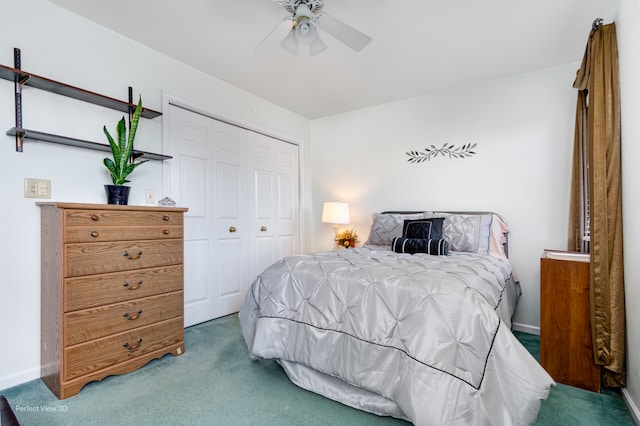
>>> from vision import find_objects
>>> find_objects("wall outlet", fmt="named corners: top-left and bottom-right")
top-left (145, 189), bottom-right (155, 204)
top-left (24, 178), bottom-right (51, 199)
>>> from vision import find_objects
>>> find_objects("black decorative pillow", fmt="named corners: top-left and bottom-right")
top-left (391, 237), bottom-right (449, 255)
top-left (402, 217), bottom-right (445, 240)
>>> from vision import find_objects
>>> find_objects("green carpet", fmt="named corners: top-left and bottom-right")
top-left (513, 331), bottom-right (634, 426)
top-left (1, 315), bottom-right (634, 425)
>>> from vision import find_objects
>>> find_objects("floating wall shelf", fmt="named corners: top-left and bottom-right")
top-left (1, 48), bottom-right (170, 160)
top-left (6, 127), bottom-right (170, 161)
top-left (0, 64), bottom-right (162, 119)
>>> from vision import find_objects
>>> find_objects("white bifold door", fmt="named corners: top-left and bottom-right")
top-left (167, 104), bottom-right (300, 327)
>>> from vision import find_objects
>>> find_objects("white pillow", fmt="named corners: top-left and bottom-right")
top-left (488, 214), bottom-right (509, 260)
top-left (425, 212), bottom-right (493, 255)
top-left (364, 212), bottom-right (425, 246)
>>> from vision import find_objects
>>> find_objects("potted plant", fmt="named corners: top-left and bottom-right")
top-left (103, 96), bottom-right (148, 205)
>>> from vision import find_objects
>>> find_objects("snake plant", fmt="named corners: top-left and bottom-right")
top-left (103, 96), bottom-right (148, 185)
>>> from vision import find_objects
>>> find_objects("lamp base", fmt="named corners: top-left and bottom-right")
top-left (331, 224), bottom-right (341, 250)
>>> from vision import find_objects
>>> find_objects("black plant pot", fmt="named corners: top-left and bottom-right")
top-left (104, 185), bottom-right (131, 205)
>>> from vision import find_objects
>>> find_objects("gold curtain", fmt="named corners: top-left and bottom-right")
top-left (570, 22), bottom-right (625, 387)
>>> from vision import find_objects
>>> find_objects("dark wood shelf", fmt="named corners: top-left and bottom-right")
top-left (0, 64), bottom-right (161, 118)
top-left (2, 48), bottom-right (168, 159)
top-left (6, 127), bottom-right (171, 161)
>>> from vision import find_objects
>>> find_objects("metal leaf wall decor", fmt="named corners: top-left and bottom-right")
top-left (406, 143), bottom-right (477, 164)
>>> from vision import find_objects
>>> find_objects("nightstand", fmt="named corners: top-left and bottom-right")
top-left (540, 251), bottom-right (601, 392)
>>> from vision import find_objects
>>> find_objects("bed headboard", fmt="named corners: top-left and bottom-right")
top-left (379, 210), bottom-right (510, 258)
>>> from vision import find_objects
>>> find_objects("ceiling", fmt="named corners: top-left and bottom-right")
top-left (49, 0), bottom-right (612, 119)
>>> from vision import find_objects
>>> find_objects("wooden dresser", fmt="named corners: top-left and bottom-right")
top-left (540, 254), bottom-right (601, 392)
top-left (39, 202), bottom-right (188, 399)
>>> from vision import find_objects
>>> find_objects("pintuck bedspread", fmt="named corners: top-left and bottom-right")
top-left (239, 247), bottom-right (553, 425)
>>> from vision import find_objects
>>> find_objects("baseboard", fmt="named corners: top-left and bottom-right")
top-left (0, 367), bottom-right (40, 392)
top-left (512, 322), bottom-right (540, 335)
top-left (622, 388), bottom-right (640, 425)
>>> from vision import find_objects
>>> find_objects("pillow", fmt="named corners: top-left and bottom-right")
top-left (402, 217), bottom-right (444, 240)
top-left (391, 237), bottom-right (449, 255)
top-left (364, 212), bottom-right (425, 246)
top-left (489, 213), bottom-right (509, 260)
top-left (425, 212), bottom-right (492, 254)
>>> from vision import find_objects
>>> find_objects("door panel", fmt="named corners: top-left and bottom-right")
top-left (180, 156), bottom-right (207, 217)
top-left (169, 106), bottom-right (217, 326)
top-left (183, 238), bottom-right (208, 322)
top-left (250, 132), bottom-right (299, 279)
top-left (212, 120), bottom-right (249, 318)
top-left (217, 238), bottom-right (241, 297)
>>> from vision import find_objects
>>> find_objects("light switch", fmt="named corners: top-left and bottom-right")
top-left (24, 178), bottom-right (51, 199)
top-left (145, 189), bottom-right (155, 204)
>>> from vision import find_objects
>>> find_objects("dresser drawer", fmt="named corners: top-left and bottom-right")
top-left (64, 265), bottom-right (183, 311)
top-left (64, 292), bottom-right (183, 346)
top-left (64, 317), bottom-right (183, 381)
top-left (64, 209), bottom-right (183, 227)
top-left (64, 225), bottom-right (183, 243)
top-left (65, 239), bottom-right (183, 277)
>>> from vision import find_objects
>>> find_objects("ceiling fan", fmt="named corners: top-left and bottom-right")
top-left (258, 0), bottom-right (372, 56)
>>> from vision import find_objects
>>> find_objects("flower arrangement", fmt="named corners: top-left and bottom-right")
top-left (335, 229), bottom-right (358, 249)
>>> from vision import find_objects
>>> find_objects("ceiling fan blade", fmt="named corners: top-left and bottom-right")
top-left (316, 12), bottom-right (371, 52)
top-left (255, 17), bottom-right (294, 52)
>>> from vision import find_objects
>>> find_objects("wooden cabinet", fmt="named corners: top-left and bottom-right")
top-left (540, 255), bottom-right (601, 392)
top-left (39, 202), bottom-right (188, 399)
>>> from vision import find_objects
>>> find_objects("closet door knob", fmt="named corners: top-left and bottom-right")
top-left (260, 226), bottom-right (267, 232)
top-left (229, 226), bottom-right (237, 233)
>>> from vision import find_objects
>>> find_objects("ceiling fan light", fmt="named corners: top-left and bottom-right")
top-left (280, 28), bottom-right (299, 55)
top-left (295, 18), bottom-right (316, 45)
top-left (309, 33), bottom-right (327, 56)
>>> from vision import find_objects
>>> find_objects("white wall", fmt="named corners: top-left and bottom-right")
top-left (310, 64), bottom-right (579, 331)
top-left (614, 0), bottom-right (640, 421)
top-left (0, 0), bottom-right (309, 390)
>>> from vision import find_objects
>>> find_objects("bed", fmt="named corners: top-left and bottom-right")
top-left (239, 211), bottom-right (553, 425)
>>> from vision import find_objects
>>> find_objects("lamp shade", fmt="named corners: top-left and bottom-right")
top-left (280, 28), bottom-right (299, 55)
top-left (308, 33), bottom-right (327, 56)
top-left (321, 201), bottom-right (350, 225)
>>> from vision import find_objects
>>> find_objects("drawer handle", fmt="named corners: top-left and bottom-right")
top-left (123, 281), bottom-right (143, 290)
top-left (260, 226), bottom-right (267, 232)
top-left (163, 229), bottom-right (170, 235)
top-left (123, 338), bottom-right (143, 351)
top-left (90, 214), bottom-right (99, 222)
top-left (123, 250), bottom-right (143, 260)
top-left (229, 226), bottom-right (237, 233)
top-left (123, 309), bottom-right (143, 321)
top-left (162, 215), bottom-right (170, 221)
top-left (90, 231), bottom-right (99, 238)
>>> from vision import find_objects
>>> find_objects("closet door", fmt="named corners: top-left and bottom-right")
top-left (250, 133), bottom-right (300, 279)
top-left (210, 119), bottom-right (250, 321)
top-left (168, 105), bottom-right (249, 326)
top-left (167, 104), bottom-right (299, 326)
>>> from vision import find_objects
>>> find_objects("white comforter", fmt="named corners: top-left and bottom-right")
top-left (239, 248), bottom-right (553, 425)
